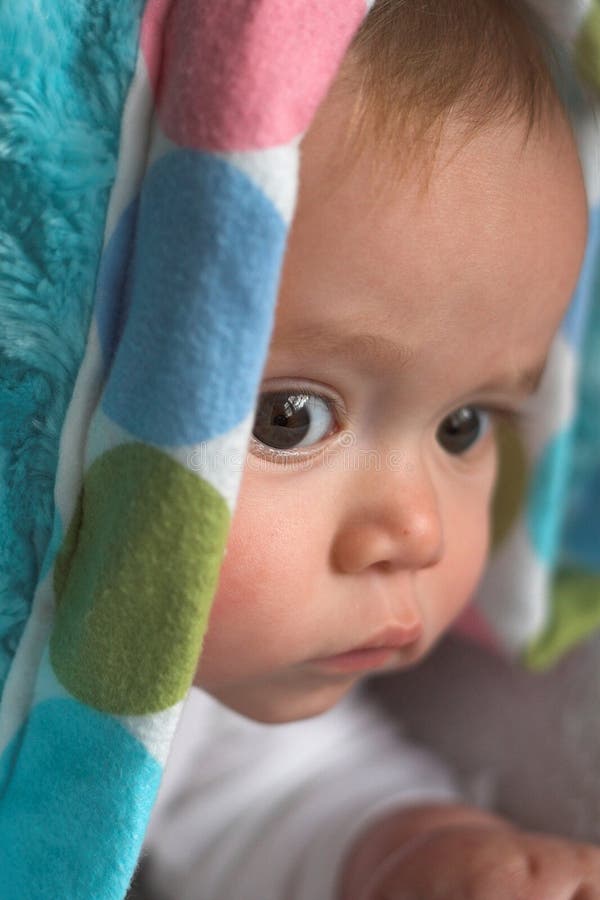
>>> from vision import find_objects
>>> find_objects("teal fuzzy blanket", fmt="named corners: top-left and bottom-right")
top-left (0, 0), bottom-right (599, 896)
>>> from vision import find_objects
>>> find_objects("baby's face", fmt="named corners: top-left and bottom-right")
top-left (195, 86), bottom-right (588, 722)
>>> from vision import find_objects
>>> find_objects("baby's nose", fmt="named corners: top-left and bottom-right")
top-left (331, 460), bottom-right (444, 574)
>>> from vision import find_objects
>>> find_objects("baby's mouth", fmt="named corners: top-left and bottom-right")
top-left (309, 622), bottom-right (423, 674)
top-left (307, 646), bottom-right (398, 674)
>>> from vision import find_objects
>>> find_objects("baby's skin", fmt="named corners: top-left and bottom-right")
top-left (339, 804), bottom-right (600, 899)
top-left (193, 43), bottom-right (596, 893)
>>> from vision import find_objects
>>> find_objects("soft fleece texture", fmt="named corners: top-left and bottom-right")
top-left (0, 0), bottom-right (598, 897)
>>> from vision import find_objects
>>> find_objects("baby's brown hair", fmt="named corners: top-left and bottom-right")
top-left (337, 0), bottom-right (569, 182)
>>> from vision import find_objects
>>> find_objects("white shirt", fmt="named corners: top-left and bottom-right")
top-left (140, 684), bottom-right (459, 900)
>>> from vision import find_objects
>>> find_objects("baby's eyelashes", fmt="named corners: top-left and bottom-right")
top-left (250, 383), bottom-right (522, 463)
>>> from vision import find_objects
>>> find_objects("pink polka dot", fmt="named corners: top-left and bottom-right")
top-left (141, 0), bottom-right (366, 152)
top-left (140, 0), bottom-right (173, 87)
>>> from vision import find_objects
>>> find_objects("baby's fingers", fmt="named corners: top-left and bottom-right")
top-left (520, 836), bottom-right (600, 900)
top-left (356, 824), bottom-right (536, 899)
top-left (355, 827), bottom-right (600, 900)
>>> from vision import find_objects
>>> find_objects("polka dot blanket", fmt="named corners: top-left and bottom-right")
top-left (0, 0), bottom-right (598, 896)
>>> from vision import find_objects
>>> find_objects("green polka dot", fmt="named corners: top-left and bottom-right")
top-left (490, 420), bottom-right (529, 552)
top-left (575, 3), bottom-right (600, 93)
top-left (524, 570), bottom-right (600, 671)
top-left (51, 443), bottom-right (230, 715)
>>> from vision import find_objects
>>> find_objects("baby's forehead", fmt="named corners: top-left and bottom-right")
top-left (304, 91), bottom-right (577, 215)
top-left (302, 90), bottom-right (581, 231)
top-left (277, 99), bottom-right (586, 399)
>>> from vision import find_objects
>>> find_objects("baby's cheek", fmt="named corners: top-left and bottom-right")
top-left (194, 504), bottom-right (314, 683)
top-left (442, 473), bottom-right (494, 623)
top-left (200, 514), bottom-right (272, 632)
top-left (459, 517), bottom-right (490, 600)
top-left (191, 524), bottom-right (262, 674)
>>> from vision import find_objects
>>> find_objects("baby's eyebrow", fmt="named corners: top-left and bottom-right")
top-left (272, 326), bottom-right (548, 395)
top-left (272, 328), bottom-right (414, 370)
top-left (474, 357), bottom-right (549, 396)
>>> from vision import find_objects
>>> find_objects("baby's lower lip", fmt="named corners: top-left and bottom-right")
top-left (309, 647), bottom-right (396, 674)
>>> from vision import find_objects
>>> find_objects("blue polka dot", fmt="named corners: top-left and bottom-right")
top-left (102, 150), bottom-right (286, 446)
top-left (526, 427), bottom-right (574, 563)
top-left (558, 204), bottom-right (600, 571)
top-left (95, 198), bottom-right (139, 371)
top-left (0, 699), bottom-right (161, 899)
top-left (560, 204), bottom-right (600, 346)
top-left (562, 467), bottom-right (600, 569)
top-left (560, 280), bottom-right (591, 347)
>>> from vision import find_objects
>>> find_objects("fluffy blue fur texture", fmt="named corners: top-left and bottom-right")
top-left (0, 1), bottom-right (144, 690)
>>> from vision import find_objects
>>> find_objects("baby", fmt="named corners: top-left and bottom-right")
top-left (141, 1), bottom-right (600, 897)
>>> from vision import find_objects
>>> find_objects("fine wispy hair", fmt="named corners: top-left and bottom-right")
top-left (334, 0), bottom-right (574, 186)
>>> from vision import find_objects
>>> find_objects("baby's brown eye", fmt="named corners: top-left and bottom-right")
top-left (252, 391), bottom-right (337, 452)
top-left (436, 407), bottom-right (490, 455)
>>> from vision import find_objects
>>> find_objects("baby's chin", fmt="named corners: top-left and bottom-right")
top-left (203, 675), bottom-right (359, 724)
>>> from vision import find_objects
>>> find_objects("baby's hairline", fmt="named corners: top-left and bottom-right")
top-left (325, 0), bottom-right (584, 197)
top-left (309, 84), bottom-right (575, 203)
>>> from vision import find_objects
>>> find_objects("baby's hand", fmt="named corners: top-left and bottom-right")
top-left (338, 804), bottom-right (600, 899)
